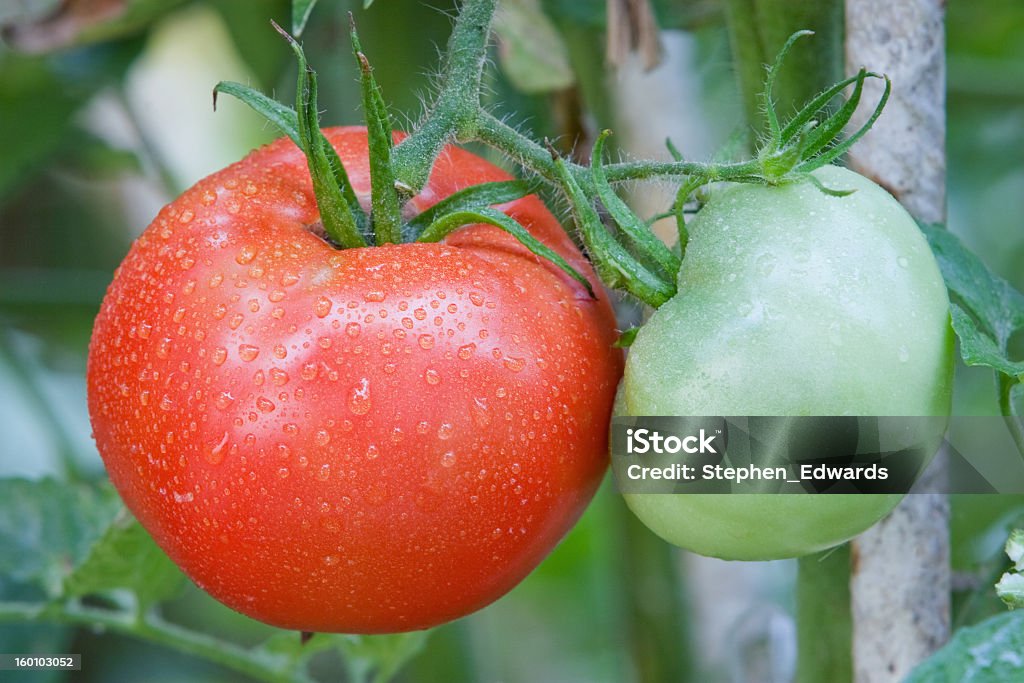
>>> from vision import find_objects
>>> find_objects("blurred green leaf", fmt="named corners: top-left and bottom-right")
top-left (923, 224), bottom-right (1024, 349)
top-left (494, 0), bottom-right (574, 94)
top-left (291, 0), bottom-right (317, 37)
top-left (905, 610), bottom-right (1024, 682)
top-left (336, 632), bottom-right (430, 683)
top-left (0, 478), bottom-right (121, 598)
top-left (62, 509), bottom-right (183, 610)
top-left (951, 305), bottom-right (1024, 380)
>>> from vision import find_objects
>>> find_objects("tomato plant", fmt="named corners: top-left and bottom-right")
top-left (86, 125), bottom-right (622, 632)
top-left (617, 165), bottom-right (955, 559)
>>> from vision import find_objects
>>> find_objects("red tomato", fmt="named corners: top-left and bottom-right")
top-left (87, 127), bottom-right (622, 633)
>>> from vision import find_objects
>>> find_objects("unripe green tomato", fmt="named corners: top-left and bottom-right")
top-left (620, 165), bottom-right (954, 560)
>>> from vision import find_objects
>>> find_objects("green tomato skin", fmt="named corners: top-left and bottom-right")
top-left (621, 165), bottom-right (954, 561)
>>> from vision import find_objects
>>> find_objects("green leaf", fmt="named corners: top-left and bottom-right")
top-left (905, 611), bottom-right (1024, 682)
top-left (417, 208), bottom-right (595, 299)
top-left (922, 224), bottom-right (1024, 349)
top-left (493, 0), bottom-right (574, 94)
top-left (404, 180), bottom-right (538, 237)
top-left (0, 479), bottom-right (121, 598)
top-left (951, 305), bottom-right (1024, 380)
top-left (336, 632), bottom-right (430, 683)
top-left (62, 509), bottom-right (183, 610)
top-left (213, 81), bottom-right (300, 147)
top-left (351, 18), bottom-right (402, 245)
top-left (291, 0), bottom-right (318, 37)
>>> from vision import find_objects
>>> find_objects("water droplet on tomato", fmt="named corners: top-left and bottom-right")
top-left (897, 256), bottom-right (909, 268)
top-left (324, 554), bottom-right (340, 566)
top-left (256, 397), bottom-right (276, 413)
top-left (424, 368), bottom-right (441, 385)
top-left (346, 322), bottom-right (361, 338)
top-left (457, 343), bottom-right (476, 359)
top-left (301, 362), bottom-right (318, 380)
top-left (215, 391), bottom-right (235, 410)
top-left (314, 296), bottom-right (332, 318)
top-left (366, 444), bottom-right (379, 459)
top-left (364, 291), bottom-right (385, 303)
top-left (437, 423), bottom-right (454, 440)
top-left (348, 378), bottom-right (371, 415)
top-left (205, 432), bottom-right (229, 465)
top-left (314, 429), bottom-right (330, 447)
top-left (238, 344), bottom-right (260, 361)
top-left (278, 467), bottom-right (289, 479)
top-left (418, 334), bottom-right (435, 350)
top-left (317, 464), bottom-right (331, 480)
top-left (503, 357), bottom-right (526, 372)
top-left (236, 245), bottom-right (257, 265)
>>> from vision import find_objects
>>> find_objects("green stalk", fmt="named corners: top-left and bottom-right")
top-left (797, 547), bottom-right (852, 683)
top-left (390, 0), bottom-right (498, 192)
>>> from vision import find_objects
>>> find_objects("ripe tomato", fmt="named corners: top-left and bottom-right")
top-left (619, 165), bottom-right (954, 560)
top-left (87, 127), bottom-right (622, 632)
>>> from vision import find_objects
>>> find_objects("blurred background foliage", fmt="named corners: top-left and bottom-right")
top-left (0, 0), bottom-right (1021, 681)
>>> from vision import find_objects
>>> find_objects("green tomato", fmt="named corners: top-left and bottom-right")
top-left (620, 165), bottom-right (954, 560)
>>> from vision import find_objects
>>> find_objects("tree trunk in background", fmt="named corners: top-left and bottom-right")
top-left (846, 2), bottom-right (950, 682)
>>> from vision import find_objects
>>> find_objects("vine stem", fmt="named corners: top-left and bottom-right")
top-left (846, 1), bottom-right (950, 681)
top-left (0, 601), bottom-right (313, 683)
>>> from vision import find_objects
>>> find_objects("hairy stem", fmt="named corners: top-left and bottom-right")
top-left (390, 0), bottom-right (498, 192)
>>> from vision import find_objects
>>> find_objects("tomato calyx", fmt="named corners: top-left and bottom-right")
top-left (212, 17), bottom-right (596, 298)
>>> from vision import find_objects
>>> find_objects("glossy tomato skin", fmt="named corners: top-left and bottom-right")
top-left (87, 127), bottom-right (622, 633)
top-left (620, 165), bottom-right (954, 561)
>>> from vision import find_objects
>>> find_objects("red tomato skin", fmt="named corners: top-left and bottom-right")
top-left (87, 127), bottom-right (622, 633)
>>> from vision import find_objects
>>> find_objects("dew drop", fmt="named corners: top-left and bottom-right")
top-left (238, 344), bottom-right (260, 361)
top-left (205, 431), bottom-right (229, 465)
top-left (418, 334), bottom-right (435, 350)
top-left (301, 362), bottom-right (318, 380)
top-left (441, 451), bottom-right (456, 468)
top-left (273, 344), bottom-right (287, 359)
top-left (235, 245), bottom-right (257, 265)
top-left (348, 378), bottom-right (371, 415)
top-left (366, 444), bottom-right (379, 460)
top-left (256, 397), bottom-right (276, 413)
top-left (317, 464), bottom-right (331, 481)
top-left (278, 467), bottom-right (290, 479)
top-left (424, 368), bottom-right (441, 385)
top-left (898, 346), bottom-right (910, 362)
top-left (437, 422), bottom-right (454, 440)
top-left (315, 429), bottom-right (331, 447)
top-left (159, 395), bottom-right (174, 411)
top-left (458, 343), bottom-right (476, 359)
top-left (324, 554), bottom-right (340, 566)
top-left (503, 357), bottom-right (526, 372)
top-left (345, 322), bottom-right (362, 338)
top-left (314, 296), bottom-right (332, 318)
top-left (897, 256), bottom-right (909, 269)
top-left (215, 391), bottom-right (235, 411)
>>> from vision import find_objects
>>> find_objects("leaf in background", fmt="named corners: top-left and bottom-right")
top-left (290, 0), bottom-right (316, 37)
top-left (493, 0), bottom-right (574, 94)
top-left (0, 478), bottom-right (121, 598)
top-left (336, 632), bottom-right (430, 683)
top-left (951, 305), bottom-right (1024, 380)
top-left (904, 610), bottom-right (1024, 682)
top-left (923, 224), bottom-right (1024, 349)
top-left (62, 508), bottom-right (183, 609)
top-left (0, 0), bottom-right (186, 53)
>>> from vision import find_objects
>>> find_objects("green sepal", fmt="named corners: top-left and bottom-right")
top-left (276, 21), bottom-right (368, 248)
top-left (779, 71), bottom-right (872, 145)
top-left (404, 179), bottom-right (539, 239)
top-left (795, 68), bottom-right (872, 161)
top-left (417, 208), bottom-right (595, 298)
top-left (591, 131), bottom-right (681, 281)
top-left (797, 76), bottom-right (891, 172)
top-left (552, 153), bottom-right (674, 308)
top-left (760, 30), bottom-right (815, 151)
top-left (213, 81), bottom-right (300, 147)
top-left (613, 327), bottom-right (640, 348)
top-left (351, 16), bottom-right (402, 245)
